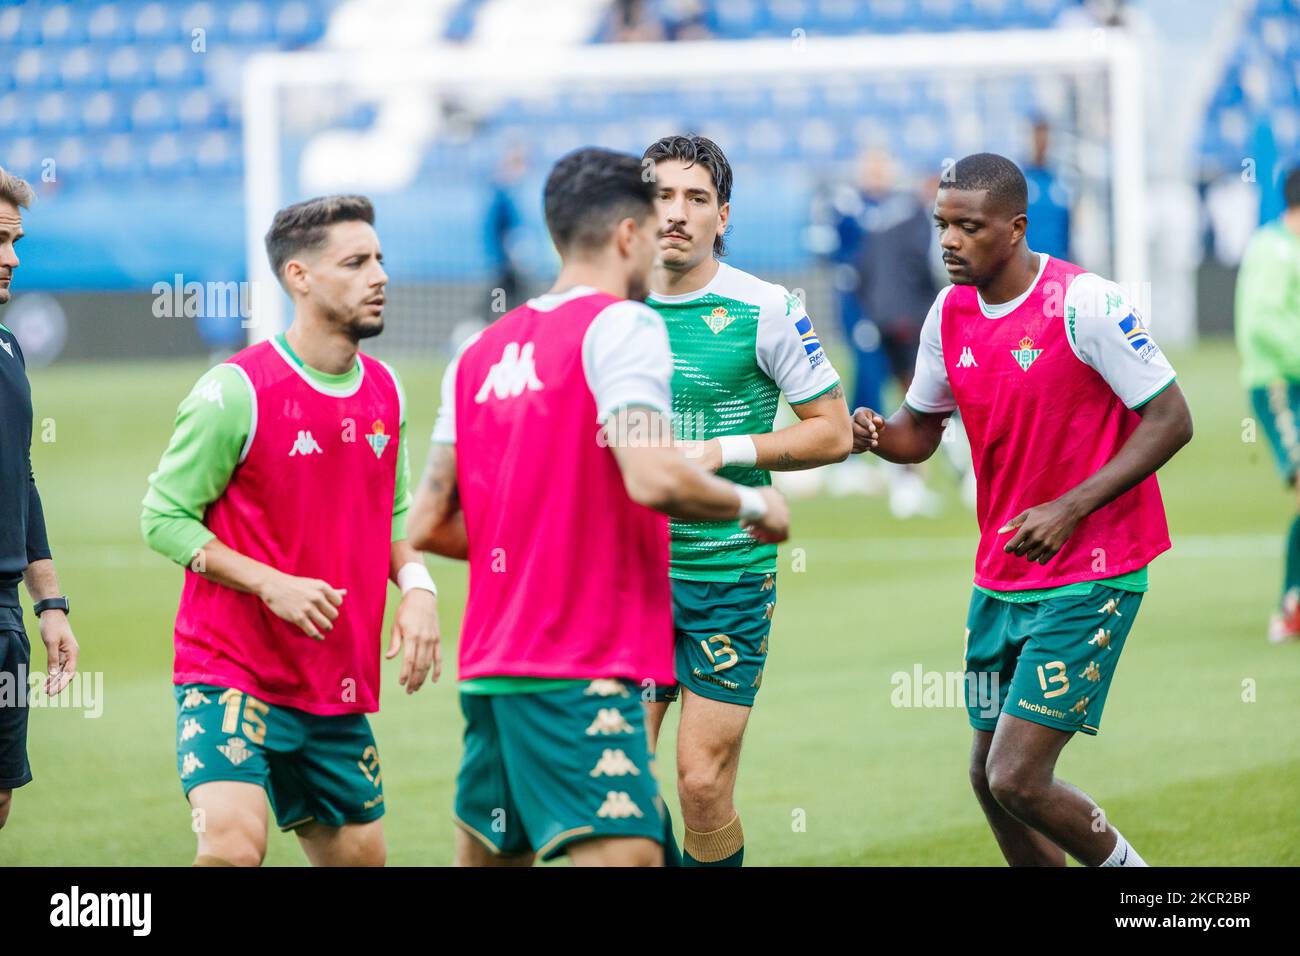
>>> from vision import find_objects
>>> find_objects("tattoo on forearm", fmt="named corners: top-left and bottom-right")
top-left (419, 445), bottom-right (459, 511)
top-left (774, 452), bottom-right (817, 470)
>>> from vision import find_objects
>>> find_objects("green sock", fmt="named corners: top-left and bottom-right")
top-left (1285, 513), bottom-right (1300, 603)
top-left (682, 846), bottom-right (744, 867)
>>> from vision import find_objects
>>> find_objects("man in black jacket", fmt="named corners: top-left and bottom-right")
top-left (0, 167), bottom-right (79, 831)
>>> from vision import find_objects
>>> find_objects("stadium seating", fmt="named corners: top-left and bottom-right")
top-left (4, 0), bottom-right (1093, 288)
top-left (1199, 0), bottom-right (1300, 176)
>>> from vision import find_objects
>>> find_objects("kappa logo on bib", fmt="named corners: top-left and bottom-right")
top-left (475, 341), bottom-right (544, 403)
top-left (289, 430), bottom-right (323, 456)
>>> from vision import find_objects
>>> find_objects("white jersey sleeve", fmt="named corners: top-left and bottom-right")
top-left (903, 287), bottom-right (957, 414)
top-left (429, 331), bottom-right (482, 445)
top-left (1065, 274), bottom-right (1177, 409)
top-left (582, 300), bottom-right (674, 424)
top-left (755, 286), bottom-right (841, 404)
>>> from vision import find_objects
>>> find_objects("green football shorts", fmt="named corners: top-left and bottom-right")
top-left (174, 683), bottom-right (385, 831)
top-left (963, 584), bottom-right (1143, 736)
top-left (1250, 381), bottom-right (1300, 483)
top-left (453, 679), bottom-right (664, 861)
top-left (651, 572), bottom-right (776, 707)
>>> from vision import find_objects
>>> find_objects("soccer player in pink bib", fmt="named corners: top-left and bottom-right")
top-left (852, 153), bottom-right (1193, 867)
top-left (142, 196), bottom-right (441, 866)
top-left (408, 147), bottom-right (789, 867)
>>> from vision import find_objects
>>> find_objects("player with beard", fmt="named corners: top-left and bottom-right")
top-left (142, 195), bottom-right (441, 866)
top-left (640, 135), bottom-right (852, 866)
top-left (852, 153), bottom-right (1192, 866)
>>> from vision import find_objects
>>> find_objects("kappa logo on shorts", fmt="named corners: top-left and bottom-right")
top-left (218, 737), bottom-right (253, 767)
top-left (585, 708), bottom-right (634, 735)
top-left (589, 749), bottom-right (641, 778)
top-left (583, 679), bottom-right (629, 698)
top-left (1097, 597), bottom-right (1123, 617)
top-left (1070, 696), bottom-right (1090, 715)
top-left (180, 752), bottom-right (205, 778)
top-left (1089, 627), bottom-right (1113, 650)
top-left (1079, 661), bottom-right (1102, 683)
top-left (596, 791), bottom-right (644, 819)
top-left (179, 717), bottom-right (205, 742)
top-left (181, 688), bottom-right (211, 709)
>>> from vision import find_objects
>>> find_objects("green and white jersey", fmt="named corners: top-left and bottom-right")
top-left (648, 261), bottom-right (841, 582)
top-left (1235, 220), bottom-right (1300, 389)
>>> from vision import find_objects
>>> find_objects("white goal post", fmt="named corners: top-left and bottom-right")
top-left (242, 28), bottom-right (1150, 345)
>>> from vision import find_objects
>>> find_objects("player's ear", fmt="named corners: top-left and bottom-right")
top-left (717, 200), bottom-right (729, 235)
top-left (283, 258), bottom-right (310, 298)
top-left (1010, 212), bottom-right (1028, 245)
top-left (614, 217), bottom-right (637, 258)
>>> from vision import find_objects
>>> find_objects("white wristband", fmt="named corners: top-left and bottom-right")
top-left (718, 434), bottom-right (758, 467)
top-left (397, 561), bottom-right (437, 596)
top-left (735, 485), bottom-right (768, 522)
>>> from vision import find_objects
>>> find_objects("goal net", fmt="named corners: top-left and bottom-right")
top-left (241, 29), bottom-right (1147, 359)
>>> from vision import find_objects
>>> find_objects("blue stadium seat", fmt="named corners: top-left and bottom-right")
top-left (87, 3), bottom-right (132, 44)
top-left (80, 91), bottom-right (130, 134)
top-left (226, 2), bottom-right (275, 43)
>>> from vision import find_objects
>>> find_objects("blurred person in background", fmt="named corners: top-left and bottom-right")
top-left (485, 144), bottom-right (530, 316)
top-left (610, 0), bottom-right (667, 42)
top-left (824, 150), bottom-right (943, 516)
top-left (609, 0), bottom-right (711, 42)
top-left (0, 167), bottom-right (80, 833)
top-left (822, 149), bottom-right (890, 424)
top-left (854, 161), bottom-right (944, 517)
top-left (1235, 165), bottom-right (1300, 643)
top-left (1023, 119), bottom-right (1072, 262)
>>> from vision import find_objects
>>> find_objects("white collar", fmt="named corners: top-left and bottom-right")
top-left (977, 253), bottom-right (1048, 319)
top-left (526, 286), bottom-right (599, 312)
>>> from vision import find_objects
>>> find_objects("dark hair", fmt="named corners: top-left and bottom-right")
top-left (1284, 165), bottom-right (1300, 210)
top-left (264, 194), bottom-right (375, 285)
top-left (643, 133), bottom-right (732, 255)
top-left (543, 147), bottom-right (656, 253)
top-left (939, 152), bottom-right (1028, 217)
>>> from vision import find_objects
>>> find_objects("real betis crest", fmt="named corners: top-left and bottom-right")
top-left (1011, 334), bottom-right (1043, 372)
top-left (703, 305), bottom-right (735, 334)
top-left (366, 419), bottom-right (391, 458)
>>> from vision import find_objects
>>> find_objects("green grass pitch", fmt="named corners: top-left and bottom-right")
top-left (3, 339), bottom-right (1297, 866)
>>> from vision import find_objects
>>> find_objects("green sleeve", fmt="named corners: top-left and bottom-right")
top-left (141, 365), bottom-right (251, 566)
top-left (385, 364), bottom-right (411, 542)
top-left (392, 417), bottom-right (410, 541)
top-left (1236, 229), bottom-right (1300, 377)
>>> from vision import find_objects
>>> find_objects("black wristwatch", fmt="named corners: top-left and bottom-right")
top-left (33, 596), bottom-right (70, 617)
